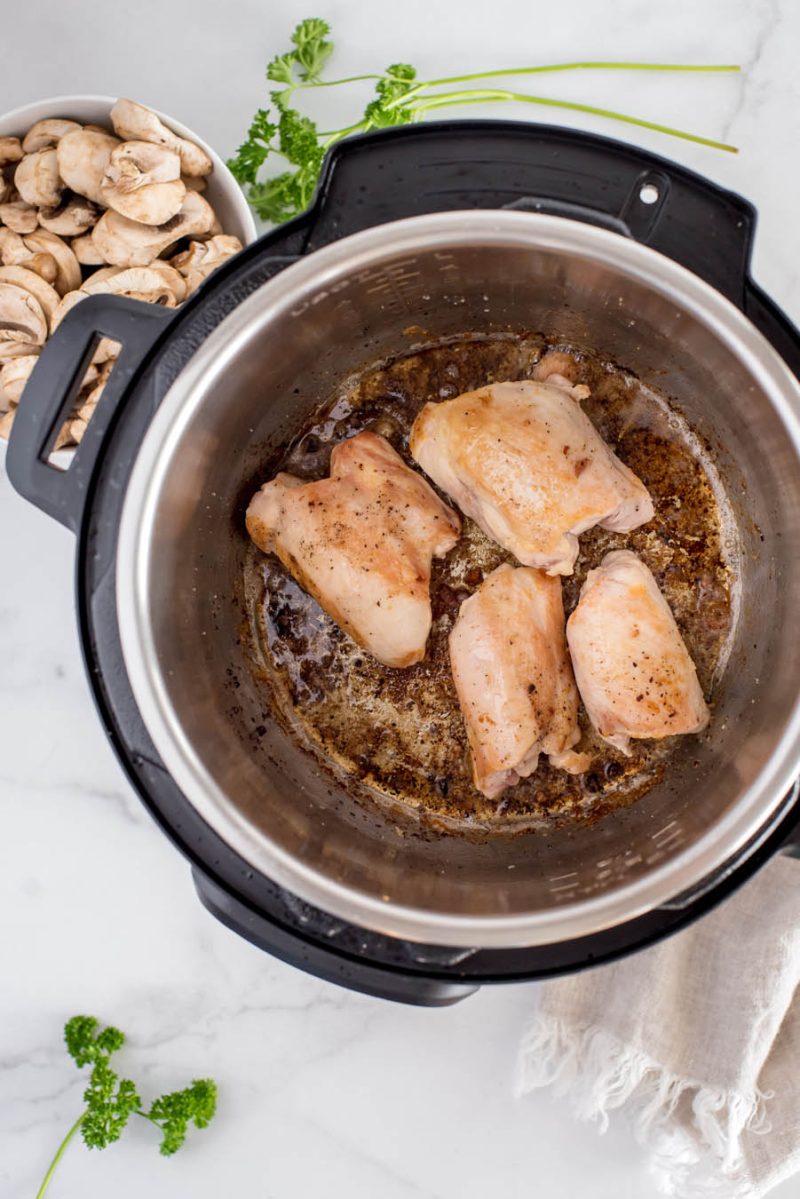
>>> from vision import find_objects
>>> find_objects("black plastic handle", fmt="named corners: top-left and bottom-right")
top-left (6, 294), bottom-right (174, 531)
top-left (745, 280), bottom-right (800, 380)
top-left (192, 868), bottom-right (478, 1007)
top-left (306, 121), bottom-right (756, 306)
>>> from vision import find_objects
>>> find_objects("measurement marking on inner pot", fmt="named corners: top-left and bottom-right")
top-left (652, 820), bottom-right (679, 841)
top-left (652, 822), bottom-right (684, 850)
top-left (244, 332), bottom-right (736, 833)
top-left (549, 872), bottom-right (580, 892)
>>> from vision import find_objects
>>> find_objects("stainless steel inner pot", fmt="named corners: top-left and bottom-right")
top-left (116, 211), bottom-right (800, 948)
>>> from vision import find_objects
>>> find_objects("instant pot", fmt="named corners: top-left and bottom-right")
top-left (8, 122), bottom-right (800, 1005)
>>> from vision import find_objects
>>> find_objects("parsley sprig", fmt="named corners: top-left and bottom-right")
top-left (36, 1016), bottom-right (218, 1198)
top-left (229, 18), bottom-right (740, 224)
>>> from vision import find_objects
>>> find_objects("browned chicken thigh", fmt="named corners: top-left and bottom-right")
top-left (410, 378), bottom-right (654, 575)
top-left (246, 431), bottom-right (460, 668)
top-left (449, 564), bottom-right (589, 799)
top-left (567, 550), bottom-right (709, 754)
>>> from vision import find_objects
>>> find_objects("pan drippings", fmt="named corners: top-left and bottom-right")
top-left (244, 334), bottom-right (735, 830)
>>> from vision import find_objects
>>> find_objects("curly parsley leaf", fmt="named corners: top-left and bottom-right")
top-left (291, 17), bottom-right (333, 81)
top-left (64, 1016), bottom-right (121, 1068)
top-left (266, 51), bottom-right (297, 85)
top-left (227, 109), bottom-right (278, 184)
top-left (147, 1079), bottom-right (219, 1156)
top-left (278, 108), bottom-right (321, 167)
top-left (375, 63), bottom-right (418, 102)
top-left (81, 1061), bottom-right (141, 1149)
top-left (37, 1017), bottom-right (219, 1198)
top-left (248, 170), bottom-right (311, 224)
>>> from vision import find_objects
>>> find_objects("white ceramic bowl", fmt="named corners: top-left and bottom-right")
top-left (0, 93), bottom-right (257, 247)
top-left (0, 94), bottom-right (256, 465)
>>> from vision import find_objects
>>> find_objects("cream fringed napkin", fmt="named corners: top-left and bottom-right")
top-left (516, 856), bottom-right (800, 1198)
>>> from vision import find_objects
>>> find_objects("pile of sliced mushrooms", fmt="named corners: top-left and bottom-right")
top-left (0, 99), bottom-right (243, 445)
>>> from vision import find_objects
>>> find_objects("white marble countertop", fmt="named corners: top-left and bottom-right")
top-left (2, 1), bottom-right (799, 1196)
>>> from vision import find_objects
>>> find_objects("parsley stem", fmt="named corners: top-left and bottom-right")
top-left (134, 1108), bottom-right (160, 1126)
top-left (405, 89), bottom-right (738, 153)
top-left (415, 61), bottom-right (740, 88)
top-left (36, 1113), bottom-right (85, 1199)
top-left (321, 121), bottom-right (368, 147)
top-left (294, 73), bottom-right (384, 88)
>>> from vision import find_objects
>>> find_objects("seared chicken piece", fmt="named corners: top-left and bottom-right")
top-left (532, 348), bottom-right (587, 392)
top-left (449, 564), bottom-right (589, 799)
top-left (567, 550), bottom-right (709, 754)
top-left (410, 379), bottom-right (654, 575)
top-left (246, 431), bottom-right (460, 668)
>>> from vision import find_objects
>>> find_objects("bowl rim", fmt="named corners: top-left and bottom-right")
top-left (0, 92), bottom-right (257, 246)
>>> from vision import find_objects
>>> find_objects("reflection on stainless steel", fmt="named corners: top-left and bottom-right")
top-left (116, 212), bottom-right (800, 949)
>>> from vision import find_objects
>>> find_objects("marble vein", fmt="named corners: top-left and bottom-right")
top-left (721, 0), bottom-right (782, 140)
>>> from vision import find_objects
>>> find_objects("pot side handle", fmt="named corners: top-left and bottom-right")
top-left (6, 295), bottom-right (174, 532)
top-left (192, 867), bottom-right (479, 1007)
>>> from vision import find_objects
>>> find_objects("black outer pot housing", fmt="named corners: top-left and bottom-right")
top-left (8, 122), bottom-right (800, 1006)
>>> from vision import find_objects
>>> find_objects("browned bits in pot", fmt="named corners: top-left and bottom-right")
top-left (244, 334), bottom-right (734, 832)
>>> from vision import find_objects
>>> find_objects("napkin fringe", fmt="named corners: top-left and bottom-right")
top-left (516, 1012), bottom-right (769, 1197)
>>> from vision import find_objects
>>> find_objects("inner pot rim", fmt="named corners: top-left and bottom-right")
top-left (116, 210), bottom-right (800, 948)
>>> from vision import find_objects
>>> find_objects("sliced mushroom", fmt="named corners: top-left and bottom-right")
top-left (170, 234), bottom-right (242, 293)
top-left (200, 214), bottom-right (224, 240)
top-left (83, 124), bottom-right (112, 135)
top-left (0, 233), bottom-right (59, 288)
top-left (93, 337), bottom-right (120, 365)
top-left (25, 252), bottom-right (59, 284)
top-left (75, 361), bottom-right (102, 395)
top-left (182, 175), bottom-right (206, 193)
top-left (50, 289), bottom-right (84, 333)
top-left (0, 282), bottom-right (48, 346)
top-left (81, 265), bottom-right (178, 306)
top-left (0, 408), bottom-right (15, 439)
top-left (92, 191), bottom-right (215, 267)
top-left (78, 266), bottom-right (122, 288)
top-left (71, 232), bottom-right (106, 265)
top-left (147, 261), bottom-right (187, 303)
top-left (110, 98), bottom-right (213, 177)
top-left (0, 353), bottom-right (38, 407)
top-left (100, 141), bottom-right (185, 225)
top-left (0, 137), bottom-right (23, 165)
top-left (38, 192), bottom-right (100, 237)
top-left (0, 229), bottom-right (56, 284)
top-left (69, 365), bottom-right (111, 445)
top-left (105, 141), bottom-right (182, 188)
top-left (22, 119), bottom-right (82, 154)
top-left (0, 339), bottom-right (40, 364)
top-left (56, 129), bottom-right (120, 206)
top-left (0, 265), bottom-right (60, 328)
top-left (23, 230), bottom-right (81, 295)
top-left (0, 195), bottom-right (38, 233)
top-left (14, 148), bottom-right (63, 208)
top-left (51, 419), bottom-right (75, 450)
top-left (67, 367), bottom-right (106, 442)
top-left (0, 228), bottom-right (29, 265)
top-left (77, 373), bottom-right (108, 421)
